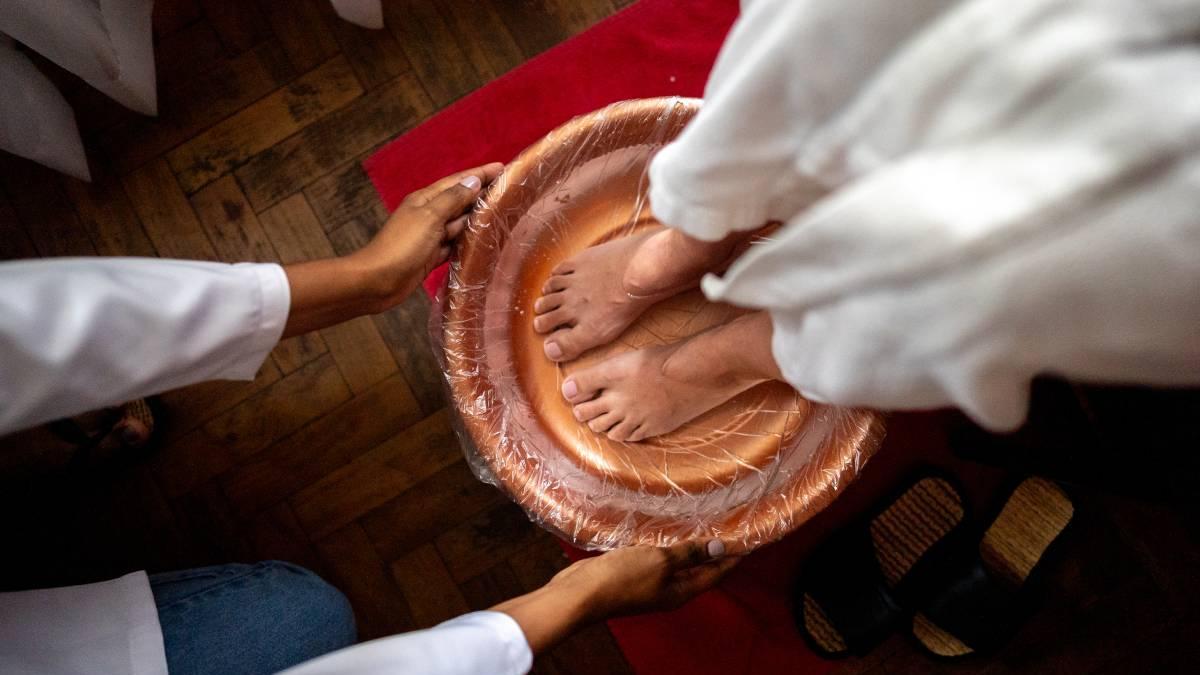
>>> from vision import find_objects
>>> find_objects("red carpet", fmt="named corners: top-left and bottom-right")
top-left (365, 1), bottom-right (1005, 673)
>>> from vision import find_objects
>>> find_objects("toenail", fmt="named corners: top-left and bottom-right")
top-left (546, 342), bottom-right (564, 360)
top-left (562, 379), bottom-right (578, 399)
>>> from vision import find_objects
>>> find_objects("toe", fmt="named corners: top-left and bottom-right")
top-left (532, 308), bottom-right (573, 333)
top-left (607, 418), bottom-right (641, 442)
top-left (546, 327), bottom-right (594, 362)
top-left (542, 275), bottom-right (571, 294)
top-left (550, 260), bottom-right (577, 276)
top-left (588, 412), bottom-right (622, 434)
top-left (626, 423), bottom-right (648, 443)
top-left (563, 366), bottom-right (610, 402)
top-left (572, 398), bottom-right (610, 422)
top-left (534, 292), bottom-right (565, 314)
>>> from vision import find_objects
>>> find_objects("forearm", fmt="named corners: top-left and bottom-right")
top-left (490, 582), bottom-right (593, 656)
top-left (281, 254), bottom-right (411, 338)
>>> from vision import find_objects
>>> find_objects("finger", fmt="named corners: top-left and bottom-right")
top-left (409, 163), bottom-right (504, 205)
top-left (670, 557), bottom-right (740, 599)
top-left (662, 540), bottom-right (718, 571)
top-left (421, 175), bottom-right (486, 222)
top-left (445, 214), bottom-right (469, 241)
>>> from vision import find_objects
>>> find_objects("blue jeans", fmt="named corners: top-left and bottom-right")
top-left (151, 561), bottom-right (357, 675)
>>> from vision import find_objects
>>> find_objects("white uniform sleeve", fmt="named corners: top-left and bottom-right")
top-left (279, 611), bottom-right (533, 675)
top-left (0, 257), bottom-right (290, 435)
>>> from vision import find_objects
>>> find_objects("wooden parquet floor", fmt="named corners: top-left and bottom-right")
top-left (4, 3), bottom-right (1200, 675)
top-left (0, 1), bottom-right (633, 673)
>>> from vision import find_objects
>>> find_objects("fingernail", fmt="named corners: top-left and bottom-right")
top-left (546, 342), bottom-right (564, 361)
top-left (562, 378), bottom-right (577, 399)
top-left (459, 175), bottom-right (482, 190)
top-left (707, 540), bottom-right (725, 558)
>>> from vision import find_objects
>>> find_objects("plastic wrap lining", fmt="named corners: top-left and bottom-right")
top-left (434, 97), bottom-right (885, 553)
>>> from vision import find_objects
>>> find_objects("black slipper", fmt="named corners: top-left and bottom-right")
top-left (793, 471), bottom-right (969, 658)
top-left (906, 476), bottom-right (1074, 658)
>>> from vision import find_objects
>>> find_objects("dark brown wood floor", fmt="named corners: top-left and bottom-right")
top-left (1, 2), bottom-right (1197, 674)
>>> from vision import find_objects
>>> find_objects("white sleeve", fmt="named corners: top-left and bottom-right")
top-left (0, 257), bottom-right (290, 435)
top-left (279, 611), bottom-right (533, 675)
top-left (648, 0), bottom-right (956, 240)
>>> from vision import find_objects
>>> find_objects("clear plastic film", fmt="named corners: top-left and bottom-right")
top-left (433, 98), bottom-right (885, 553)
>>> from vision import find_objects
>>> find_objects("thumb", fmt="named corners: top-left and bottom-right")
top-left (662, 539), bottom-right (726, 572)
top-left (423, 174), bottom-right (484, 221)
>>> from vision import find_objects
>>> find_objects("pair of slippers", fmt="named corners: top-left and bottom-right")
top-left (794, 473), bottom-right (1074, 659)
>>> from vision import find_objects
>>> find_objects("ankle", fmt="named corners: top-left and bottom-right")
top-left (623, 229), bottom-right (735, 297)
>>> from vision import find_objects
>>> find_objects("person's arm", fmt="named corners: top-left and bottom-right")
top-left (0, 164), bottom-right (502, 436)
top-left (493, 539), bottom-right (737, 655)
top-left (280, 540), bottom-right (736, 675)
top-left (281, 164), bottom-right (501, 337)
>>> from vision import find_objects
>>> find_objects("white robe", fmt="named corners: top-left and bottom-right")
top-left (650, 0), bottom-right (1200, 430)
top-left (0, 259), bottom-right (531, 675)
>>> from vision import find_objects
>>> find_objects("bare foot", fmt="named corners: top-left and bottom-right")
top-left (534, 228), bottom-right (737, 362)
top-left (561, 312), bottom-right (783, 442)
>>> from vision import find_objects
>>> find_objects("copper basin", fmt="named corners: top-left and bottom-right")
top-left (442, 98), bottom-right (885, 552)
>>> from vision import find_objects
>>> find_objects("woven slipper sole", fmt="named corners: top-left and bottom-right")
top-left (802, 476), bottom-right (966, 655)
top-left (912, 476), bottom-right (1074, 657)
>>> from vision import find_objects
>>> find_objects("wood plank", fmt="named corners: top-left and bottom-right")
top-left (256, 193), bottom-right (397, 390)
top-left (361, 460), bottom-right (507, 562)
top-left (153, 354), bottom-right (351, 497)
top-left (244, 502), bottom-right (327, 574)
top-left (458, 561), bottom-right (525, 611)
top-left (385, 1), bottom-right (482, 107)
top-left (62, 161), bottom-right (157, 258)
top-left (102, 42), bottom-right (294, 174)
top-left (436, 502), bottom-right (544, 583)
top-left (390, 544), bottom-right (471, 628)
top-left (190, 176), bottom-right (331, 376)
top-left (168, 56), bottom-right (363, 193)
top-left (291, 408), bottom-right (461, 538)
top-left (154, 0), bottom-right (202, 37)
top-left (0, 191), bottom-right (38, 261)
top-left (1, 157), bottom-right (96, 257)
top-left (200, 0), bottom-right (270, 54)
top-left (303, 154), bottom-right (390, 234)
top-left (270, 333), bottom-right (329, 375)
top-left (157, 359), bottom-right (283, 444)
top-left (328, 222), bottom-right (447, 415)
top-left (321, 317), bottom-right (400, 393)
top-left (123, 158), bottom-right (217, 259)
top-left (259, 193), bottom-right (337, 261)
top-left (547, 0), bottom-right (620, 35)
top-left (315, 523), bottom-right (415, 640)
top-left (440, 1), bottom-right (527, 82)
top-left (235, 72), bottom-right (433, 211)
top-left (494, 0), bottom-right (574, 59)
top-left (156, 19), bottom-right (225, 83)
top-left (376, 293), bottom-right (446, 415)
top-left (172, 479), bottom-right (252, 567)
top-left (259, 0), bottom-right (340, 74)
top-left (221, 373), bottom-right (423, 514)
top-left (316, 0), bottom-right (411, 88)
top-left (189, 175), bottom-right (280, 262)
